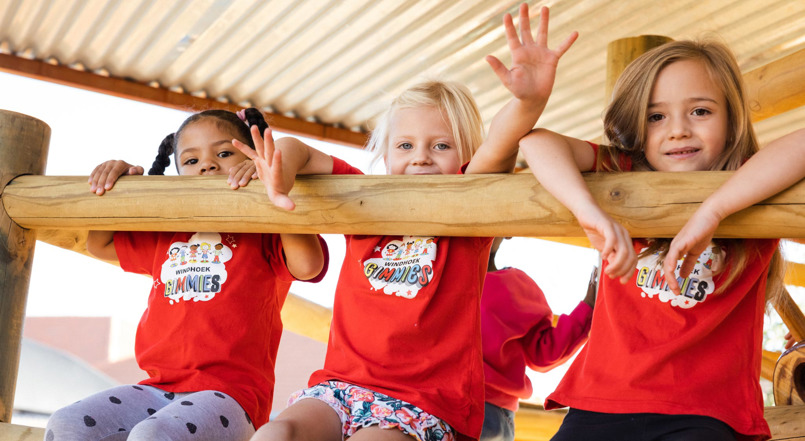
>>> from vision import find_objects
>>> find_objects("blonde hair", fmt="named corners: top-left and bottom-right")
top-left (600, 39), bottom-right (783, 302)
top-left (366, 80), bottom-right (485, 169)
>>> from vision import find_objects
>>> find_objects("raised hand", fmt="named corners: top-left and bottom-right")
top-left (232, 125), bottom-right (297, 211)
top-left (88, 160), bottom-right (144, 196)
top-left (662, 208), bottom-right (721, 295)
top-left (486, 4), bottom-right (578, 105)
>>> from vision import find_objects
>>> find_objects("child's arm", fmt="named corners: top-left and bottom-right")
top-left (86, 231), bottom-right (118, 262)
top-left (465, 5), bottom-right (577, 174)
top-left (233, 126), bottom-right (334, 211)
top-left (521, 129), bottom-right (636, 282)
top-left (86, 160), bottom-right (145, 261)
top-left (232, 127), bottom-right (330, 279)
top-left (528, 267), bottom-right (597, 371)
top-left (279, 234), bottom-right (325, 281)
top-left (663, 128), bottom-right (805, 294)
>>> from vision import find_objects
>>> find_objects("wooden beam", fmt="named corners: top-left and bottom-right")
top-left (0, 54), bottom-right (368, 148)
top-left (0, 110), bottom-right (49, 422)
top-left (605, 35), bottom-right (673, 102)
top-left (746, 48), bottom-right (805, 123)
top-left (0, 422), bottom-right (43, 441)
top-left (766, 404), bottom-right (805, 440)
top-left (786, 262), bottom-right (805, 288)
top-left (4, 172), bottom-right (805, 238)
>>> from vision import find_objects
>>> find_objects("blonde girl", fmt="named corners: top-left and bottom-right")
top-left (520, 40), bottom-right (805, 441)
top-left (235, 6), bottom-right (576, 441)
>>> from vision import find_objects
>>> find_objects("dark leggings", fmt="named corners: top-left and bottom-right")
top-left (551, 408), bottom-right (736, 441)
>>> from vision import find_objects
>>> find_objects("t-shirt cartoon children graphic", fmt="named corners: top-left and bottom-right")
top-left (635, 244), bottom-right (724, 309)
top-left (363, 236), bottom-right (436, 299)
top-left (212, 243), bottom-right (224, 264)
top-left (179, 246), bottom-right (188, 265)
top-left (188, 244), bottom-right (198, 263)
top-left (160, 233), bottom-right (234, 304)
top-left (168, 247), bottom-right (180, 267)
top-left (200, 243), bottom-right (210, 263)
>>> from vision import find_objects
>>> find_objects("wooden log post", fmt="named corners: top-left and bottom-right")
top-left (0, 110), bottom-right (50, 423)
top-left (605, 35), bottom-right (673, 103)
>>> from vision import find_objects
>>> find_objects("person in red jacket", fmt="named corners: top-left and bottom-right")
top-left (480, 237), bottom-right (595, 441)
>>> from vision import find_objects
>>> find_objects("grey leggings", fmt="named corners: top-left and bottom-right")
top-left (44, 384), bottom-right (255, 441)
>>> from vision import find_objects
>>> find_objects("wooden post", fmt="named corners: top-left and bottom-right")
top-left (605, 35), bottom-right (673, 103)
top-left (0, 110), bottom-right (49, 423)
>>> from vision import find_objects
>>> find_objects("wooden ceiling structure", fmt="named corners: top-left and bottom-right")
top-left (1, 0), bottom-right (805, 149)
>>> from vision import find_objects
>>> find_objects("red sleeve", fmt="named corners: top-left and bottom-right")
top-left (590, 142), bottom-right (632, 172)
top-left (524, 300), bottom-right (592, 372)
top-left (331, 156), bottom-right (364, 175)
top-left (114, 231), bottom-right (162, 276)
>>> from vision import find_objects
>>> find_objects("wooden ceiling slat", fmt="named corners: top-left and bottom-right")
top-left (0, 53), bottom-right (368, 148)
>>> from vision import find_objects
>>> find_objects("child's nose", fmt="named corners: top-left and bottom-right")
top-left (199, 158), bottom-right (219, 174)
top-left (411, 146), bottom-right (432, 164)
top-left (668, 117), bottom-right (690, 139)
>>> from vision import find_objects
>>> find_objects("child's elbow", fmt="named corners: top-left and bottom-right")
top-left (520, 128), bottom-right (559, 148)
top-left (291, 259), bottom-right (325, 281)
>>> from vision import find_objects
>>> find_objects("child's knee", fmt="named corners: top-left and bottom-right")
top-left (253, 419), bottom-right (298, 441)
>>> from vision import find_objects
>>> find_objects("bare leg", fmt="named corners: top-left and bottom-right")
top-left (348, 426), bottom-right (418, 441)
top-left (251, 399), bottom-right (342, 441)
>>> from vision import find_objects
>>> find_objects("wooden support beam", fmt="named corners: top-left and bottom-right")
top-left (4, 172), bottom-right (805, 238)
top-left (605, 35), bottom-right (673, 102)
top-left (746, 48), bottom-right (805, 123)
top-left (786, 262), bottom-right (805, 288)
top-left (0, 54), bottom-right (368, 148)
top-left (0, 110), bottom-right (49, 422)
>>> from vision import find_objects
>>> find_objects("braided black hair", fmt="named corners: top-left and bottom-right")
top-left (148, 108), bottom-right (270, 175)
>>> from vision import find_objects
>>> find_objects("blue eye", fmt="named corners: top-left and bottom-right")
top-left (434, 143), bottom-right (450, 151)
top-left (398, 142), bottom-right (413, 150)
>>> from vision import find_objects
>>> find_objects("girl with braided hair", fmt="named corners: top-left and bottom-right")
top-left (45, 109), bottom-right (328, 441)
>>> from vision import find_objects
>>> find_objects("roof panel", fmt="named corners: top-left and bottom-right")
top-left (0, 0), bottom-right (803, 143)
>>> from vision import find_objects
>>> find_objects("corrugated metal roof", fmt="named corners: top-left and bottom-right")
top-left (1, 0), bottom-right (803, 146)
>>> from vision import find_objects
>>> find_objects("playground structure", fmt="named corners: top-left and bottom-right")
top-left (2, 33), bottom-right (805, 440)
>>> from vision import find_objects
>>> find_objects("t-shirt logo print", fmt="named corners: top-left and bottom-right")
top-left (635, 244), bottom-right (724, 309)
top-left (159, 232), bottom-right (234, 304)
top-left (363, 236), bottom-right (436, 299)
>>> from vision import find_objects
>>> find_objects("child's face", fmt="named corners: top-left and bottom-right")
top-left (384, 106), bottom-right (461, 176)
top-left (175, 119), bottom-right (250, 176)
top-left (644, 59), bottom-right (728, 172)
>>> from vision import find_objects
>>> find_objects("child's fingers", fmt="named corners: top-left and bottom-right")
top-left (502, 12), bottom-right (521, 50)
top-left (534, 6), bottom-right (548, 47)
top-left (485, 55), bottom-right (510, 86)
top-left (519, 3), bottom-right (535, 46)
top-left (233, 138), bottom-right (258, 161)
top-left (554, 31), bottom-right (579, 58)
top-left (662, 249), bottom-right (682, 295)
top-left (263, 127), bottom-right (275, 168)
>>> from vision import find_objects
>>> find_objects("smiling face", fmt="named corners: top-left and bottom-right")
top-left (175, 119), bottom-right (250, 176)
top-left (643, 59), bottom-right (729, 172)
top-left (384, 106), bottom-right (462, 176)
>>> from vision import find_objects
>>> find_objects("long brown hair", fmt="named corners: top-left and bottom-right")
top-left (599, 39), bottom-right (783, 302)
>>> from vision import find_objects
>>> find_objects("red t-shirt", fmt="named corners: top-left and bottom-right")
top-left (115, 231), bottom-right (327, 428)
top-left (546, 143), bottom-right (776, 440)
top-left (482, 268), bottom-right (591, 411)
top-left (309, 158), bottom-right (492, 439)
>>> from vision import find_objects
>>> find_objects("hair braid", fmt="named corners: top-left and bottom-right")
top-left (149, 133), bottom-right (175, 175)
